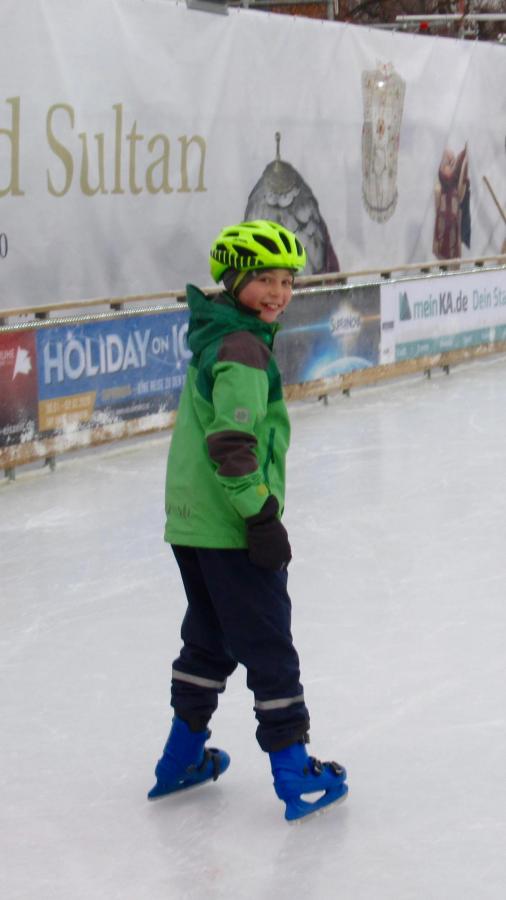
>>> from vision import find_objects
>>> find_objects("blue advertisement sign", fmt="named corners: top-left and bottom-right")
top-left (1, 284), bottom-right (381, 452)
top-left (35, 310), bottom-right (190, 433)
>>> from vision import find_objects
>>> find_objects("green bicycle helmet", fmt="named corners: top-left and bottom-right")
top-left (209, 220), bottom-right (306, 283)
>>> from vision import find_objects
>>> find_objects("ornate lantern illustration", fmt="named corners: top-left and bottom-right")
top-left (244, 133), bottom-right (339, 275)
top-left (361, 63), bottom-right (406, 223)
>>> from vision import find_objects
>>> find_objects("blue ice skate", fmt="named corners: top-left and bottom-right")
top-left (147, 716), bottom-right (230, 800)
top-left (269, 742), bottom-right (348, 822)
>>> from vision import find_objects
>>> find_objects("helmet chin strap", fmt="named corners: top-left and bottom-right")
top-left (222, 268), bottom-right (259, 298)
top-left (232, 271), bottom-right (250, 294)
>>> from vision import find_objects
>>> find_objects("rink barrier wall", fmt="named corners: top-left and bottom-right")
top-left (1, 259), bottom-right (506, 477)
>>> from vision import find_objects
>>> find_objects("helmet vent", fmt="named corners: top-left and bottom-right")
top-left (278, 232), bottom-right (292, 253)
top-left (233, 244), bottom-right (257, 261)
top-left (253, 235), bottom-right (280, 254)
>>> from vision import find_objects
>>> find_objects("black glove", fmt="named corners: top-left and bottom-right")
top-left (245, 495), bottom-right (292, 571)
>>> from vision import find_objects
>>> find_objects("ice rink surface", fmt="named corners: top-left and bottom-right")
top-left (2, 356), bottom-right (506, 900)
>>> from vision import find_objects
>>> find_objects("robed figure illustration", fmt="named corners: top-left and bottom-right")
top-left (433, 144), bottom-right (471, 260)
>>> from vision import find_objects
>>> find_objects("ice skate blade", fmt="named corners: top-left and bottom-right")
top-left (147, 777), bottom-right (216, 801)
top-left (147, 764), bottom-right (230, 800)
top-left (285, 784), bottom-right (348, 824)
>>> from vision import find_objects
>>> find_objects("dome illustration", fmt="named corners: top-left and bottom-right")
top-left (244, 133), bottom-right (339, 275)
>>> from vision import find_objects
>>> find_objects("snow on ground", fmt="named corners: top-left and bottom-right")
top-left (2, 356), bottom-right (506, 900)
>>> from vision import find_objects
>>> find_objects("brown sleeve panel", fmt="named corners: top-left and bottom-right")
top-left (207, 430), bottom-right (259, 477)
top-left (217, 331), bottom-right (271, 371)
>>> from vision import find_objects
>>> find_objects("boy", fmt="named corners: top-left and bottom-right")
top-left (148, 220), bottom-right (348, 821)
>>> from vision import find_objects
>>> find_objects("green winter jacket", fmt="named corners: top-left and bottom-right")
top-left (164, 284), bottom-right (290, 548)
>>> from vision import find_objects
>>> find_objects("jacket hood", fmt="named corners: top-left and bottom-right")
top-left (185, 284), bottom-right (278, 359)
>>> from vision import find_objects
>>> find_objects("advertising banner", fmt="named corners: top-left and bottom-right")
top-left (0, 284), bottom-right (382, 453)
top-left (277, 286), bottom-right (381, 384)
top-left (380, 268), bottom-right (506, 363)
top-left (35, 310), bottom-right (191, 435)
top-left (4, 270), bottom-right (506, 462)
top-left (0, 330), bottom-right (38, 447)
top-left (1, 1), bottom-right (506, 313)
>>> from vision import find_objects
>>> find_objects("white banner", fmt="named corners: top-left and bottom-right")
top-left (380, 268), bottom-right (506, 363)
top-left (1, 0), bottom-right (506, 311)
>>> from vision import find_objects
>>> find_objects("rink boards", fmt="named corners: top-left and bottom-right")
top-left (1, 264), bottom-right (506, 472)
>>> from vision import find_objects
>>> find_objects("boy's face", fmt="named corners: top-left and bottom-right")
top-left (237, 269), bottom-right (294, 324)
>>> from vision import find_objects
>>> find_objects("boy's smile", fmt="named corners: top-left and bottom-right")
top-left (237, 269), bottom-right (294, 323)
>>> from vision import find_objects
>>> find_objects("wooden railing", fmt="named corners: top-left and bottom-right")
top-left (1, 254), bottom-right (505, 324)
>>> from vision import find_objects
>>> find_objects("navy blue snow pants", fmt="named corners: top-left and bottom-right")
top-left (170, 545), bottom-right (310, 752)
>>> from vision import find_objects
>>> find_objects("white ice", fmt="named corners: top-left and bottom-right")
top-left (2, 356), bottom-right (506, 900)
